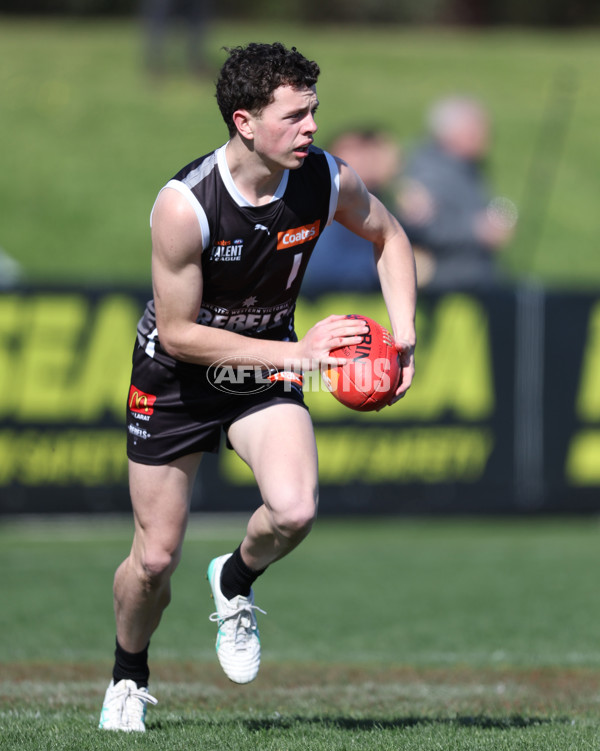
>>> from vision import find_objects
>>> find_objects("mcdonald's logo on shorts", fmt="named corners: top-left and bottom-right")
top-left (128, 385), bottom-right (157, 415)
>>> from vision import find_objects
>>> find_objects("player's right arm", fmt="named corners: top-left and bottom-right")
top-left (150, 187), bottom-right (366, 369)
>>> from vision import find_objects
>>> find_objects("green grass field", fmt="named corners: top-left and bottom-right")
top-left (2, 515), bottom-right (600, 749)
top-left (1, 19), bottom-right (599, 287)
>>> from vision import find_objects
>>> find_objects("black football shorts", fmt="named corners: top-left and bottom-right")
top-left (126, 341), bottom-right (307, 465)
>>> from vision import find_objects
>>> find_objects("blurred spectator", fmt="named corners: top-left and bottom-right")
top-left (396, 96), bottom-right (517, 290)
top-left (302, 128), bottom-right (402, 297)
top-left (141, 0), bottom-right (213, 77)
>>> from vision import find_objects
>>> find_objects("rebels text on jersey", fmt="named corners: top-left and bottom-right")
top-left (137, 144), bottom-right (339, 366)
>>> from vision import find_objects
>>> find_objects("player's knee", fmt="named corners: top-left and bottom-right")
top-left (137, 548), bottom-right (179, 591)
top-left (273, 489), bottom-right (318, 541)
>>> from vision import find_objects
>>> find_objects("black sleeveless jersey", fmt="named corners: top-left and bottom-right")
top-left (137, 144), bottom-right (339, 366)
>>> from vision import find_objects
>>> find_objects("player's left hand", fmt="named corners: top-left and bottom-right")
top-left (388, 341), bottom-right (415, 405)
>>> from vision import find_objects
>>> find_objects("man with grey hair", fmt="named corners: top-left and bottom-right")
top-left (397, 95), bottom-right (517, 289)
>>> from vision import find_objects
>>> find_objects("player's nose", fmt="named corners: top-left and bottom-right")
top-left (304, 112), bottom-right (318, 135)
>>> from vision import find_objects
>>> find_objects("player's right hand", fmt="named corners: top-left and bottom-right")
top-left (297, 314), bottom-right (368, 370)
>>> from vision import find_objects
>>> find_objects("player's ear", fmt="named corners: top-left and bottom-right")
top-left (232, 109), bottom-right (255, 141)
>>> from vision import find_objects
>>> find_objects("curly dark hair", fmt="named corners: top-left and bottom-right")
top-left (216, 42), bottom-right (320, 138)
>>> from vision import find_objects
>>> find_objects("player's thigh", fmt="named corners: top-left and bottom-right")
top-left (128, 452), bottom-right (202, 558)
top-left (227, 403), bottom-right (318, 510)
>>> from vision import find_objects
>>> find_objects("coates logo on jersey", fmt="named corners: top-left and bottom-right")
top-left (276, 220), bottom-right (320, 250)
top-left (128, 385), bottom-right (157, 416)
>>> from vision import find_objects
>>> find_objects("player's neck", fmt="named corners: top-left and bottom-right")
top-left (224, 139), bottom-right (286, 207)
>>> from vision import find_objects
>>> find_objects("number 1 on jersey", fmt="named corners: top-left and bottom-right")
top-left (285, 252), bottom-right (303, 290)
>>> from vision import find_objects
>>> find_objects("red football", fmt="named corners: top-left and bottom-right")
top-left (322, 314), bottom-right (401, 412)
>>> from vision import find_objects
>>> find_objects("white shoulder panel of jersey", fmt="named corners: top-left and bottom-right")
top-left (150, 180), bottom-right (211, 251)
top-left (324, 150), bottom-right (340, 226)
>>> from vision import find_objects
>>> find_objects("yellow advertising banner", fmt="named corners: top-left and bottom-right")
top-left (1, 287), bottom-right (599, 513)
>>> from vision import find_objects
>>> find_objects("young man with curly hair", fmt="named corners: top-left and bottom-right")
top-left (99, 42), bottom-right (416, 732)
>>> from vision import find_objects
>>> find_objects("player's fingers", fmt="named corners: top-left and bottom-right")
top-left (317, 313), bottom-right (358, 327)
top-left (328, 319), bottom-right (368, 335)
top-left (396, 367), bottom-right (415, 396)
top-left (381, 358), bottom-right (414, 407)
top-left (329, 333), bottom-right (364, 350)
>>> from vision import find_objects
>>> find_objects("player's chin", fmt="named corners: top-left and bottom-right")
top-left (290, 150), bottom-right (309, 166)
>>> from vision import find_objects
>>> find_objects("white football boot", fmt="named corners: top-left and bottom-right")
top-left (208, 554), bottom-right (266, 684)
top-left (98, 679), bottom-right (157, 732)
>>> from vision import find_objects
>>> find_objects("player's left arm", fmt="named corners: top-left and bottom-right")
top-left (333, 158), bottom-right (417, 400)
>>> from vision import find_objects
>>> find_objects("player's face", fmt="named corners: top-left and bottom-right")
top-left (251, 85), bottom-right (319, 170)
